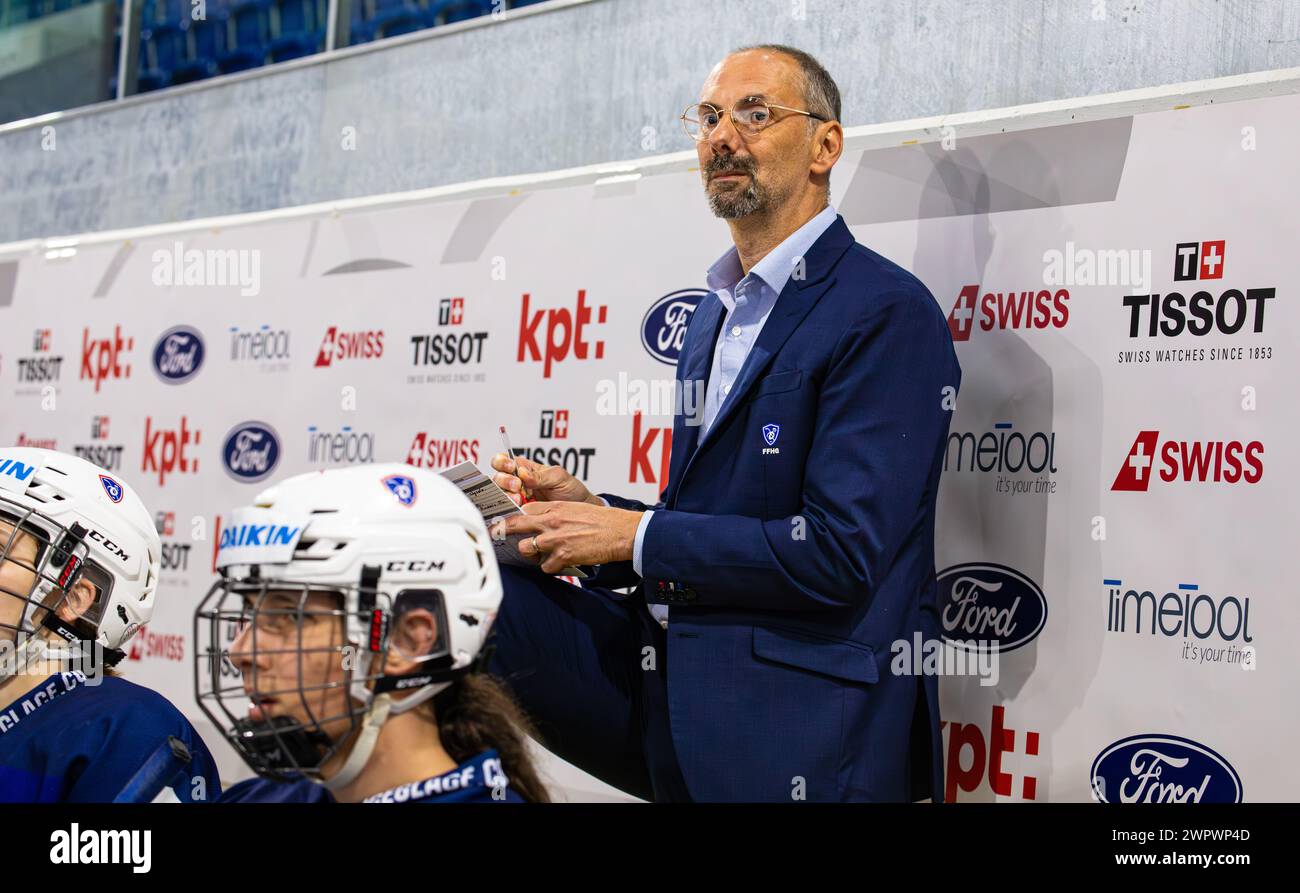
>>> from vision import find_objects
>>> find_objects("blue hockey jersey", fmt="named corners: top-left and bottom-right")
top-left (218, 748), bottom-right (526, 803)
top-left (0, 671), bottom-right (221, 803)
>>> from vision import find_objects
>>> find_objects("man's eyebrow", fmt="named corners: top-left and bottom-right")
top-left (699, 93), bottom-right (771, 106)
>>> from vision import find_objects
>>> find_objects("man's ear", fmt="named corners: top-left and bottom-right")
top-left (386, 608), bottom-right (439, 675)
top-left (810, 120), bottom-right (843, 179)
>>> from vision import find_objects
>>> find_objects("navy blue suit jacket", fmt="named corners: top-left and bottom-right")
top-left (592, 215), bottom-right (960, 801)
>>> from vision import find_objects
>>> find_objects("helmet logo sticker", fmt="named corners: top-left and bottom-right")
top-left (99, 473), bottom-right (125, 503)
top-left (382, 474), bottom-right (417, 507)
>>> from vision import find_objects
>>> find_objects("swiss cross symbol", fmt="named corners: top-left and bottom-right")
top-left (439, 297), bottom-right (464, 326)
top-left (1199, 240), bottom-right (1225, 280)
top-left (947, 284), bottom-right (979, 342)
top-left (1110, 431), bottom-right (1160, 492)
top-left (1174, 240), bottom-right (1225, 281)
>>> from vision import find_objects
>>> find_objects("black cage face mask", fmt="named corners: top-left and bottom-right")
top-left (194, 575), bottom-right (455, 782)
top-left (0, 505), bottom-right (111, 662)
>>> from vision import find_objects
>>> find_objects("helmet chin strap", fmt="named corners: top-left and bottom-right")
top-left (322, 680), bottom-right (451, 793)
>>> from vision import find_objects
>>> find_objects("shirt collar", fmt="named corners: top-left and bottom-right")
top-left (705, 203), bottom-right (838, 310)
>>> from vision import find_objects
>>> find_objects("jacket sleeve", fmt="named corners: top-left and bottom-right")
top-left (583, 491), bottom-right (665, 589)
top-left (640, 288), bottom-right (960, 613)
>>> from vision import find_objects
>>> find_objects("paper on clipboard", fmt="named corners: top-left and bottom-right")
top-left (438, 461), bottom-right (588, 579)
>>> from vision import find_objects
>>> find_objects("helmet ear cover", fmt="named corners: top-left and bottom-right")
top-left (3, 514), bottom-right (122, 669)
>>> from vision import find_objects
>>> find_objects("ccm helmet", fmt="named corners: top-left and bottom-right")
top-left (0, 447), bottom-right (161, 674)
top-left (194, 463), bottom-right (503, 789)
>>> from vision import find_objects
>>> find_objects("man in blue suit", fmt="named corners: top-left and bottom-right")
top-left (489, 44), bottom-right (960, 802)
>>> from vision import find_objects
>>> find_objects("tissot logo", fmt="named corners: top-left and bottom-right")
top-left (1121, 240), bottom-right (1273, 341)
top-left (1111, 430), bottom-right (1263, 491)
top-left (539, 410), bottom-right (568, 439)
top-left (439, 297), bottom-right (464, 326)
top-left (16, 328), bottom-right (63, 384)
top-left (946, 284), bottom-right (1069, 342)
top-left (74, 416), bottom-right (125, 472)
top-left (411, 297), bottom-right (489, 368)
top-left (516, 409), bottom-right (595, 478)
top-left (1174, 240), bottom-right (1226, 281)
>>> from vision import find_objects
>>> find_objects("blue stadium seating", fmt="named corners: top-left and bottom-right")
top-left (217, 0), bottom-right (269, 72)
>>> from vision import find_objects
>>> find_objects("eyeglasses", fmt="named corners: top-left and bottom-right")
top-left (679, 97), bottom-right (828, 141)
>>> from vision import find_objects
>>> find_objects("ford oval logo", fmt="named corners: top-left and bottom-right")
top-left (152, 326), bottom-right (205, 384)
top-left (641, 289), bottom-right (707, 365)
top-left (222, 421), bottom-right (281, 483)
top-left (1091, 734), bottom-right (1242, 803)
top-left (937, 562), bottom-right (1047, 653)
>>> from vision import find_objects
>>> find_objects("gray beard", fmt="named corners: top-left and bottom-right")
top-left (707, 177), bottom-right (767, 219)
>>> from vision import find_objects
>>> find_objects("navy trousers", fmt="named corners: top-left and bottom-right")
top-left (486, 564), bottom-right (692, 802)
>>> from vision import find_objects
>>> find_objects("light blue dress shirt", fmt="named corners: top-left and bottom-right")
top-left (628, 204), bottom-right (839, 597)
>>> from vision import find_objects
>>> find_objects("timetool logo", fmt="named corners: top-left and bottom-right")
top-left (946, 283), bottom-right (1069, 342)
top-left (307, 425), bottom-right (375, 466)
top-left (1110, 430), bottom-right (1263, 491)
top-left (229, 324), bottom-right (291, 370)
top-left (1118, 240), bottom-right (1276, 365)
top-left (1103, 577), bottom-right (1254, 669)
top-left (944, 421), bottom-right (1059, 495)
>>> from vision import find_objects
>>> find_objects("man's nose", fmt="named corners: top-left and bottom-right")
top-left (705, 109), bottom-right (745, 155)
top-left (229, 622), bottom-right (268, 671)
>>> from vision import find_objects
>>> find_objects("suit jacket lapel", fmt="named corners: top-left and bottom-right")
top-left (666, 293), bottom-right (724, 503)
top-left (688, 215), bottom-right (855, 458)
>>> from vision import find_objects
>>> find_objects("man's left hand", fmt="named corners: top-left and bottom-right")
top-left (498, 501), bottom-right (642, 575)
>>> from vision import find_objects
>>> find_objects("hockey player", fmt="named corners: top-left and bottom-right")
top-left (198, 463), bottom-right (548, 803)
top-left (0, 447), bottom-right (220, 802)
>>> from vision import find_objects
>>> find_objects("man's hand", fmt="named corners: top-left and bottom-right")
top-left (490, 452), bottom-right (604, 507)
top-left (496, 501), bottom-right (642, 575)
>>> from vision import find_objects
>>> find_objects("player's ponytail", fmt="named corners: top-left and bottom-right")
top-left (433, 673), bottom-right (551, 803)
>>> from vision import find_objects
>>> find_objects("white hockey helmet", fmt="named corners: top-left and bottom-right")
top-left (0, 447), bottom-right (161, 672)
top-left (194, 462), bottom-right (503, 786)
